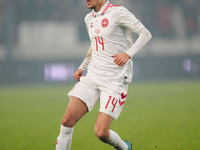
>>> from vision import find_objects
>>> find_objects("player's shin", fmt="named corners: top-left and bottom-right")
top-left (56, 125), bottom-right (74, 150)
top-left (107, 130), bottom-right (128, 150)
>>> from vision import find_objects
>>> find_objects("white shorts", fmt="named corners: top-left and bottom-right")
top-left (68, 74), bottom-right (128, 120)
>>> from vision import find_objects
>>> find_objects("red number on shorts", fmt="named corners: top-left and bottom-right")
top-left (105, 96), bottom-right (118, 112)
top-left (94, 36), bottom-right (104, 51)
top-left (105, 96), bottom-right (112, 109)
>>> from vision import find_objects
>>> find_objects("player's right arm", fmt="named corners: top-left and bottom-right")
top-left (73, 13), bottom-right (93, 81)
top-left (73, 46), bottom-right (92, 81)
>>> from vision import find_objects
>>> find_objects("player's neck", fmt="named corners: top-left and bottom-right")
top-left (94, 0), bottom-right (107, 12)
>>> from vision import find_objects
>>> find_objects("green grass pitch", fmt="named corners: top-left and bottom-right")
top-left (0, 80), bottom-right (200, 150)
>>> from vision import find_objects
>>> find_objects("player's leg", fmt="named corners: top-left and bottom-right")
top-left (94, 112), bottom-right (112, 142)
top-left (94, 112), bottom-right (129, 150)
top-left (56, 96), bottom-right (88, 150)
top-left (56, 75), bottom-right (100, 150)
top-left (61, 96), bottom-right (88, 127)
top-left (95, 81), bottom-right (132, 150)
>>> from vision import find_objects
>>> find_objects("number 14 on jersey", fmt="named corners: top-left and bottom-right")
top-left (94, 36), bottom-right (104, 51)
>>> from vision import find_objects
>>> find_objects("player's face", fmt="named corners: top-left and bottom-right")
top-left (86, 0), bottom-right (106, 12)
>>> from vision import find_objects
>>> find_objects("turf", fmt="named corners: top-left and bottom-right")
top-left (0, 81), bottom-right (200, 150)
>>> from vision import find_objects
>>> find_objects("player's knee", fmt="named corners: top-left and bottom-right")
top-left (61, 115), bottom-right (76, 127)
top-left (94, 128), bottom-right (109, 142)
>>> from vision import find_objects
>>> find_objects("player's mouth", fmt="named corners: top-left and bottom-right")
top-left (87, 0), bottom-right (91, 5)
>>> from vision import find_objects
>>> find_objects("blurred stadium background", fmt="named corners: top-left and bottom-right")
top-left (0, 0), bottom-right (200, 150)
top-left (0, 0), bottom-right (200, 83)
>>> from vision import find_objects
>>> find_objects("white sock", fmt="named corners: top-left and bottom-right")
top-left (107, 130), bottom-right (128, 150)
top-left (56, 125), bottom-right (74, 150)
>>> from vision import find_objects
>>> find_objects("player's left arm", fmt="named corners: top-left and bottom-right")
top-left (113, 7), bottom-right (152, 66)
top-left (112, 53), bottom-right (130, 67)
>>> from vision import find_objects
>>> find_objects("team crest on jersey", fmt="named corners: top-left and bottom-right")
top-left (101, 18), bottom-right (109, 28)
top-left (95, 29), bottom-right (100, 34)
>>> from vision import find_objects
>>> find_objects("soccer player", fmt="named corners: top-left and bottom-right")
top-left (56, 0), bottom-right (152, 150)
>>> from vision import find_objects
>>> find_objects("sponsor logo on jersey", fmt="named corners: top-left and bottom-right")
top-left (90, 22), bottom-right (93, 28)
top-left (95, 29), bottom-right (100, 34)
top-left (101, 18), bottom-right (109, 28)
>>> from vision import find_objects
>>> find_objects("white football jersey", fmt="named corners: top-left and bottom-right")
top-left (85, 1), bottom-right (147, 83)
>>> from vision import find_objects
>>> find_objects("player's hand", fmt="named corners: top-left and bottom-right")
top-left (112, 53), bottom-right (131, 66)
top-left (73, 69), bottom-right (84, 81)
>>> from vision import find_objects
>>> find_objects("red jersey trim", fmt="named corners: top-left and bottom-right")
top-left (92, 2), bottom-right (118, 17)
top-left (110, 4), bottom-right (120, 7)
top-left (92, 12), bottom-right (95, 17)
top-left (100, 2), bottom-right (111, 15)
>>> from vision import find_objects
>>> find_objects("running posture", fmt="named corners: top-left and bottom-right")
top-left (56, 0), bottom-right (152, 149)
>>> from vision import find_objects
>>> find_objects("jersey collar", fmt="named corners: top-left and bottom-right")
top-left (92, 1), bottom-right (111, 17)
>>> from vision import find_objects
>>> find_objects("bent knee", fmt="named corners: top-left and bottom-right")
top-left (61, 115), bottom-right (76, 127)
top-left (94, 128), bottom-right (109, 142)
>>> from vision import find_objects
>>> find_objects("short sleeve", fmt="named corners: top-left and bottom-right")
top-left (117, 6), bottom-right (145, 34)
